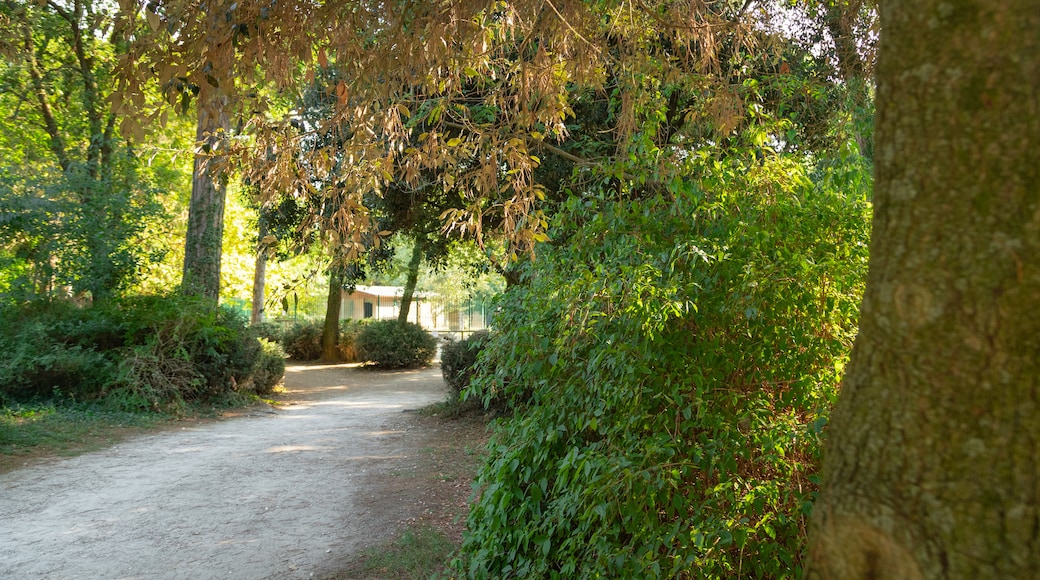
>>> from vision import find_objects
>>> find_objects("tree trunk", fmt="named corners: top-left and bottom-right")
top-left (250, 216), bottom-right (268, 325)
top-left (320, 268), bottom-right (344, 362)
top-left (181, 21), bottom-right (231, 302)
top-left (808, 2), bottom-right (1040, 578)
top-left (397, 238), bottom-right (424, 324)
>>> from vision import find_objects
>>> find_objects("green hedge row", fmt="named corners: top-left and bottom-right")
top-left (0, 294), bottom-right (285, 411)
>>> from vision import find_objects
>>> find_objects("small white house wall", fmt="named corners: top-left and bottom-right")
top-left (340, 288), bottom-right (437, 329)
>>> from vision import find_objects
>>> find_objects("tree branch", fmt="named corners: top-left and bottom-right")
top-left (16, 7), bottom-right (69, 172)
top-left (439, 119), bottom-right (592, 165)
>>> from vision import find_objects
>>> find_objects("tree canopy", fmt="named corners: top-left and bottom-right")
top-left (113, 0), bottom-right (875, 260)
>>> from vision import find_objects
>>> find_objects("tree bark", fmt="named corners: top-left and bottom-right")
top-left (808, 2), bottom-right (1040, 578)
top-left (397, 238), bottom-right (424, 324)
top-left (250, 216), bottom-right (269, 325)
top-left (320, 268), bottom-right (344, 363)
top-left (181, 31), bottom-right (231, 302)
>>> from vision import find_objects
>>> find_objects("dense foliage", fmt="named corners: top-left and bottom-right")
top-left (279, 319), bottom-right (325, 361)
top-left (441, 331), bottom-right (491, 400)
top-left (355, 320), bottom-right (437, 368)
top-left (273, 318), bottom-right (367, 361)
top-left (0, 295), bottom-right (279, 411)
top-left (0, 0), bottom-right (175, 304)
top-left (455, 157), bottom-right (871, 578)
top-left (249, 339), bottom-right (287, 396)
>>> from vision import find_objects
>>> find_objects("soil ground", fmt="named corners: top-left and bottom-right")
top-left (0, 362), bottom-right (490, 579)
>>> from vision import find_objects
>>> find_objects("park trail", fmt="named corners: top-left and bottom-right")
top-left (0, 363), bottom-right (448, 579)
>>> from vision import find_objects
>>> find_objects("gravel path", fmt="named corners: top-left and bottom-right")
top-left (0, 363), bottom-right (448, 579)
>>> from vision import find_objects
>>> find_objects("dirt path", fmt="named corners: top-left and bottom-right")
top-left (0, 363), bottom-right (462, 579)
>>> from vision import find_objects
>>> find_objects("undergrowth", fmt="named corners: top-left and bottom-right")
top-left (349, 525), bottom-right (455, 579)
top-left (355, 320), bottom-right (437, 368)
top-left (0, 293), bottom-right (283, 412)
top-left (454, 157), bottom-right (871, 578)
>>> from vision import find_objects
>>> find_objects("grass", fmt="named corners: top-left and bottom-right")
top-left (0, 402), bottom-right (168, 472)
top-left (348, 525), bottom-right (456, 579)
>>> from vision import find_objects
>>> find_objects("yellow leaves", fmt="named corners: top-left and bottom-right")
top-left (113, 0), bottom-right (781, 273)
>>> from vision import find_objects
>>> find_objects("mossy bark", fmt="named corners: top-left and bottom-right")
top-left (250, 216), bottom-right (268, 325)
top-left (181, 19), bottom-right (231, 303)
top-left (808, 1), bottom-right (1040, 578)
top-left (397, 239), bottom-right (424, 324)
top-left (320, 268), bottom-right (344, 363)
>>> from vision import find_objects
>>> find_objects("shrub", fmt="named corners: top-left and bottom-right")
top-left (281, 319), bottom-right (324, 360)
top-left (119, 296), bottom-right (260, 395)
top-left (0, 303), bottom-right (117, 403)
top-left (338, 319), bottom-right (368, 362)
top-left (441, 331), bottom-right (491, 401)
top-left (249, 338), bottom-right (286, 395)
top-left (355, 320), bottom-right (437, 368)
top-left (108, 295), bottom-right (261, 407)
top-left (455, 159), bottom-right (872, 578)
top-left (251, 321), bottom-right (286, 345)
top-left (109, 342), bottom-right (203, 412)
top-left (0, 294), bottom-right (264, 411)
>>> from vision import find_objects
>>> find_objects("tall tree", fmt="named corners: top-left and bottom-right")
top-left (809, 1), bottom-right (1040, 577)
top-left (178, 1), bottom-right (233, 301)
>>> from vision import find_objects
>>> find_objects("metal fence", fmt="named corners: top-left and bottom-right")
top-left (341, 294), bottom-right (495, 340)
top-left (266, 291), bottom-right (496, 340)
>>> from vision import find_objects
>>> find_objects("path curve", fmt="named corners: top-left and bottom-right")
top-left (0, 363), bottom-right (448, 579)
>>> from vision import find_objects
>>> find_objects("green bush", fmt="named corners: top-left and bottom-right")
top-left (115, 295), bottom-right (260, 397)
top-left (455, 158), bottom-right (872, 578)
top-left (0, 294), bottom-right (265, 411)
top-left (355, 320), bottom-right (437, 368)
top-left (338, 319), bottom-right (368, 362)
top-left (0, 303), bottom-right (117, 403)
top-left (281, 319), bottom-right (324, 360)
top-left (249, 338), bottom-right (286, 395)
top-left (441, 331), bottom-right (491, 401)
top-left (109, 341), bottom-right (204, 412)
top-left (251, 321), bottom-right (286, 345)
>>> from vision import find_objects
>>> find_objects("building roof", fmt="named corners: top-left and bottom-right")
top-left (348, 285), bottom-right (435, 298)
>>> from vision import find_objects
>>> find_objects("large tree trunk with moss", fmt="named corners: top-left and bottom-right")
top-left (808, 2), bottom-right (1040, 578)
top-left (320, 268), bottom-right (344, 362)
top-left (397, 239), bottom-right (424, 324)
top-left (181, 26), bottom-right (231, 302)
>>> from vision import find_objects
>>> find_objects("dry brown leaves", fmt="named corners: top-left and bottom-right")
top-left (111, 0), bottom-right (768, 259)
